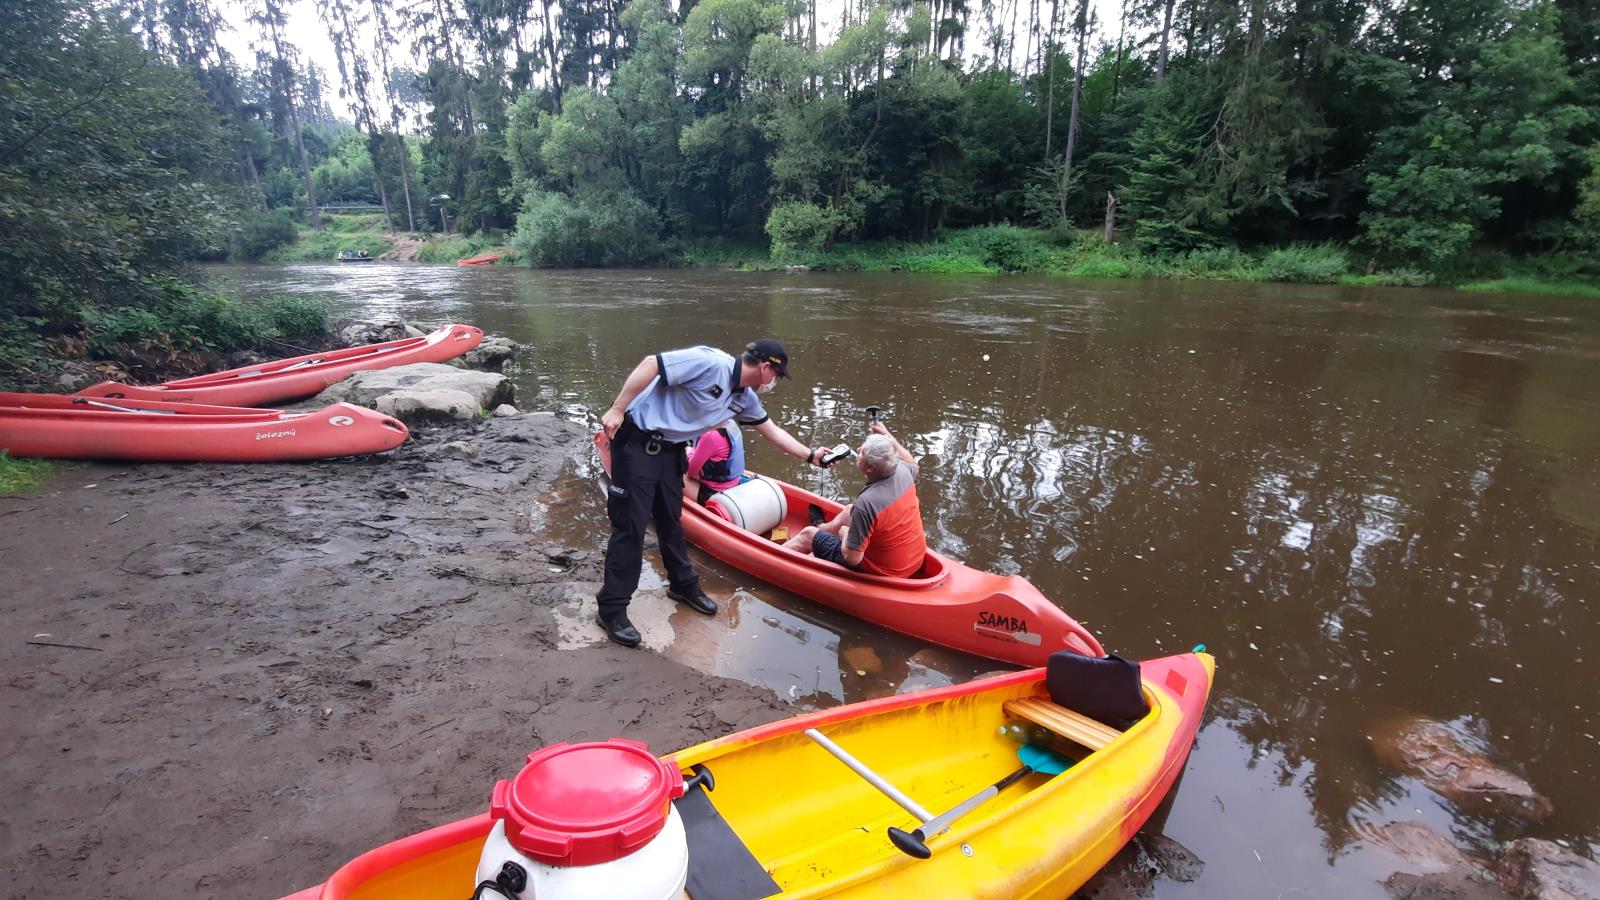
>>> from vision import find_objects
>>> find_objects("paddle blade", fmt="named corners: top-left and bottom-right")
top-left (1018, 743), bottom-right (1073, 776)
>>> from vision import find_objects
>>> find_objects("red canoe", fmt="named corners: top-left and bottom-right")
top-left (73, 323), bottom-right (484, 408)
top-left (0, 393), bottom-right (408, 462)
top-left (597, 432), bottom-right (1103, 666)
top-left (457, 252), bottom-right (504, 266)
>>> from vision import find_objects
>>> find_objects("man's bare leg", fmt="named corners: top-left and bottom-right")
top-left (783, 525), bottom-right (818, 553)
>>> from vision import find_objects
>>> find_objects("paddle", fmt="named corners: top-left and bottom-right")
top-left (887, 743), bottom-right (1073, 860)
top-left (71, 397), bottom-right (177, 415)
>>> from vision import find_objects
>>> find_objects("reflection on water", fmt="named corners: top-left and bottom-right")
top-left (203, 263), bottom-right (1600, 892)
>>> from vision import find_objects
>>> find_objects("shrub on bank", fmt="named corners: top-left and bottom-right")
top-left (513, 190), bottom-right (660, 267)
top-left (230, 209), bottom-right (300, 261)
top-left (1178, 247), bottom-right (1263, 280)
top-left (1262, 244), bottom-right (1348, 283)
top-left (950, 226), bottom-right (1054, 273)
top-left (766, 201), bottom-right (839, 259)
top-left (84, 283), bottom-right (330, 359)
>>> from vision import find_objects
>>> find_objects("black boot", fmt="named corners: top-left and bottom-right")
top-left (808, 503), bottom-right (827, 527)
top-left (667, 585), bottom-right (718, 615)
top-left (597, 611), bottom-right (641, 647)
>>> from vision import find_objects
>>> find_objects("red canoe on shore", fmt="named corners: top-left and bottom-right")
top-left (72, 323), bottom-right (484, 408)
top-left (596, 432), bottom-right (1103, 666)
top-left (457, 252), bottom-right (504, 266)
top-left (0, 393), bottom-right (408, 462)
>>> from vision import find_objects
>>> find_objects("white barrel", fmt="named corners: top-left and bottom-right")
top-left (475, 810), bottom-right (689, 899)
top-left (707, 476), bottom-right (788, 534)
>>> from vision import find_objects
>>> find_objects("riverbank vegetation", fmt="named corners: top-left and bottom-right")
top-left (4, 0), bottom-right (1598, 382)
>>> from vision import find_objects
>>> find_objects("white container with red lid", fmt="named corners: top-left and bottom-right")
top-left (474, 739), bottom-right (689, 899)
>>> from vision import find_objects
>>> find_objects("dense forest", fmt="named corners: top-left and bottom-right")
top-left (2, 0), bottom-right (1598, 371)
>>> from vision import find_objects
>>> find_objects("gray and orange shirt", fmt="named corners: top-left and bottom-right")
top-left (847, 459), bottom-right (926, 577)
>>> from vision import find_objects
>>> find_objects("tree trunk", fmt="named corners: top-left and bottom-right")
top-left (395, 135), bottom-right (417, 231)
top-left (1156, 0), bottom-right (1174, 81)
top-left (541, 0), bottom-right (562, 108)
top-left (240, 143), bottom-right (264, 210)
top-left (1043, 0), bottom-right (1059, 156)
top-left (1103, 192), bottom-right (1117, 241)
top-left (1111, 0), bottom-right (1126, 105)
top-left (807, 0), bottom-right (816, 96)
top-left (289, 100), bottom-right (321, 231)
top-left (1007, 0), bottom-right (1020, 71)
top-left (1056, 0), bottom-right (1088, 222)
top-left (372, 136), bottom-right (394, 232)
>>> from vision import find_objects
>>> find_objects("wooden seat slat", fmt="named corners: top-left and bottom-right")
top-left (1003, 697), bottom-right (1123, 751)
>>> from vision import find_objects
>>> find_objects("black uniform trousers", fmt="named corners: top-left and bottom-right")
top-left (597, 425), bottom-right (701, 616)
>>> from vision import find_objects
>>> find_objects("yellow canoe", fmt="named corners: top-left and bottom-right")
top-left (283, 651), bottom-right (1214, 899)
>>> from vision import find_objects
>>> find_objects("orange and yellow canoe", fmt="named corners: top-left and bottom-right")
top-left (281, 651), bottom-right (1213, 899)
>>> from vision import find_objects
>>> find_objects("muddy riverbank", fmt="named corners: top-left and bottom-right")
top-left (0, 413), bottom-right (793, 897)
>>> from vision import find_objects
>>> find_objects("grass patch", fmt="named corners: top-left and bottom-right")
top-left (1339, 269), bottom-right (1434, 287)
top-left (0, 452), bottom-right (57, 495)
top-left (415, 235), bottom-right (516, 264)
top-left (1067, 257), bottom-right (1136, 278)
top-left (265, 215), bottom-right (391, 262)
top-left (327, 214), bottom-right (389, 234)
top-left (1456, 277), bottom-right (1600, 298)
top-left (650, 227), bottom-right (1595, 295)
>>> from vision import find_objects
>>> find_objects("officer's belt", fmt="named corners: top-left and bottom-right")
top-left (617, 416), bottom-right (687, 455)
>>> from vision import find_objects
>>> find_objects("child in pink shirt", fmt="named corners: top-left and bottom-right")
top-left (686, 421), bottom-right (745, 504)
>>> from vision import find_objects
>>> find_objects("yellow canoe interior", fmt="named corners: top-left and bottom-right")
top-left (329, 661), bottom-right (1208, 900)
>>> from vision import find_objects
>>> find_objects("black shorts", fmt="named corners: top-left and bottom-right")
top-left (811, 530), bottom-right (854, 569)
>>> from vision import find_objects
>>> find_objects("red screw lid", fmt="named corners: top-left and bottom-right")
top-left (489, 739), bottom-right (685, 867)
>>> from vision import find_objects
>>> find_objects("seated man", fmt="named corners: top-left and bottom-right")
top-left (685, 419), bottom-right (746, 505)
top-left (783, 421), bottom-right (926, 577)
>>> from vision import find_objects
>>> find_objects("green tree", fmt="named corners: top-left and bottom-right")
top-left (1, 0), bottom-right (241, 362)
top-left (1358, 3), bottom-right (1590, 267)
top-left (1118, 80), bottom-right (1209, 253)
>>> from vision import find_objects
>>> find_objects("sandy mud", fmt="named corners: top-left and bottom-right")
top-left (0, 414), bottom-right (790, 897)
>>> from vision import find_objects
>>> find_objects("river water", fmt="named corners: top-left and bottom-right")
top-left (204, 263), bottom-right (1600, 896)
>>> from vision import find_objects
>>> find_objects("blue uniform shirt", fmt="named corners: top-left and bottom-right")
top-left (625, 346), bottom-right (770, 443)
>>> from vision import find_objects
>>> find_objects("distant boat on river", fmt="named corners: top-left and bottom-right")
top-left (336, 250), bottom-right (376, 262)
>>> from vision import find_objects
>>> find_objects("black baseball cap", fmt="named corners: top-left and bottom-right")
top-left (746, 338), bottom-right (790, 378)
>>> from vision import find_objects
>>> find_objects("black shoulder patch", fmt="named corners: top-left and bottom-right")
top-left (710, 384), bottom-right (723, 398)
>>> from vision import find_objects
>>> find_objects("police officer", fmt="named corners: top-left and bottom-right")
top-left (597, 339), bottom-right (834, 647)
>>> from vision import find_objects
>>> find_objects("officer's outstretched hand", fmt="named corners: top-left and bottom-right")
top-left (601, 406), bottom-right (625, 439)
top-left (811, 446), bottom-right (836, 468)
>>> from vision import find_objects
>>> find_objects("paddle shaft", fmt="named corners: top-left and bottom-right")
top-left (804, 728), bottom-right (934, 823)
top-left (888, 744), bottom-right (1070, 859)
top-left (920, 764), bottom-right (1033, 839)
top-left (71, 398), bottom-right (177, 415)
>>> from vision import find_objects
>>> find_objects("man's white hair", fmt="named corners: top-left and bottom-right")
top-left (860, 434), bottom-right (899, 478)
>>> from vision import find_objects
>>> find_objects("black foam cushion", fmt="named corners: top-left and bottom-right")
top-left (1044, 652), bottom-right (1150, 729)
